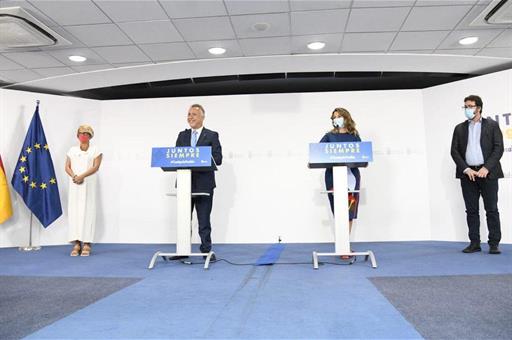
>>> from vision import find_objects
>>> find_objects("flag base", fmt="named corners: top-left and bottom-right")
top-left (18, 246), bottom-right (41, 252)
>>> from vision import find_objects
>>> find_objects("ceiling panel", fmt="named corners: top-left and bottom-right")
top-left (225, 0), bottom-right (289, 15)
top-left (434, 49), bottom-right (479, 56)
top-left (159, 0), bottom-right (227, 18)
top-left (0, 55), bottom-right (24, 70)
top-left (138, 42), bottom-right (195, 62)
top-left (351, 0), bottom-right (415, 7)
top-left (119, 20), bottom-right (183, 44)
top-left (346, 7), bottom-right (410, 32)
top-left (477, 47), bottom-right (512, 58)
top-left (187, 40), bottom-right (243, 58)
top-left (94, 0), bottom-right (168, 22)
top-left (46, 48), bottom-right (108, 66)
top-left (390, 31), bottom-right (451, 50)
top-left (2, 51), bottom-right (64, 68)
top-left (33, 66), bottom-right (76, 77)
top-left (92, 45), bottom-right (151, 63)
top-left (415, 0), bottom-right (477, 6)
top-left (71, 64), bottom-right (113, 72)
top-left (455, 5), bottom-right (495, 30)
top-left (173, 16), bottom-right (236, 41)
top-left (291, 9), bottom-right (349, 35)
top-left (438, 29), bottom-right (504, 49)
top-left (402, 6), bottom-right (472, 31)
top-left (487, 30), bottom-right (512, 48)
top-left (291, 33), bottom-right (343, 53)
top-left (289, 0), bottom-right (351, 11)
top-left (64, 24), bottom-right (132, 47)
top-left (239, 37), bottom-right (291, 56)
top-left (0, 69), bottom-right (41, 82)
top-left (342, 32), bottom-right (396, 52)
top-left (231, 13), bottom-right (290, 38)
top-left (30, 0), bottom-right (111, 26)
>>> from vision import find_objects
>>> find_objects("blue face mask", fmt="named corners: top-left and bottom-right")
top-left (464, 108), bottom-right (476, 120)
top-left (332, 117), bottom-right (344, 128)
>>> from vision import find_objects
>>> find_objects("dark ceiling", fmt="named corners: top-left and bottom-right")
top-left (7, 71), bottom-right (472, 100)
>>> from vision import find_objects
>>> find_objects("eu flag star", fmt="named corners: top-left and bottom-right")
top-left (40, 183), bottom-right (47, 189)
top-left (34, 143), bottom-right (41, 149)
top-left (44, 144), bottom-right (49, 150)
top-left (19, 166), bottom-right (26, 173)
top-left (25, 147), bottom-right (32, 153)
top-left (49, 178), bottom-right (56, 184)
top-left (23, 176), bottom-right (29, 183)
top-left (30, 181), bottom-right (37, 189)
top-left (20, 156), bottom-right (27, 162)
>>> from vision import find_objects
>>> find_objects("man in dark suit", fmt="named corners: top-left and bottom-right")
top-left (174, 104), bottom-right (222, 261)
top-left (451, 95), bottom-right (504, 254)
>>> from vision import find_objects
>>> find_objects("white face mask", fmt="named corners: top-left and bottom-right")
top-left (332, 117), bottom-right (345, 128)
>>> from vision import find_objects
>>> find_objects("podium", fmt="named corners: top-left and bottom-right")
top-left (309, 141), bottom-right (377, 269)
top-left (148, 146), bottom-right (217, 270)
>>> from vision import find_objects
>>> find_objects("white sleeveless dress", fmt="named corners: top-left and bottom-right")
top-left (67, 145), bottom-right (101, 242)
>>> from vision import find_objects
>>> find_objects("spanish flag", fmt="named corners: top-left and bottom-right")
top-left (0, 154), bottom-right (13, 224)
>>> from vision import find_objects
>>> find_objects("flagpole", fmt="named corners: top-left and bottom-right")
top-left (18, 207), bottom-right (41, 252)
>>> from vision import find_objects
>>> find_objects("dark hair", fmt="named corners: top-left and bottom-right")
top-left (190, 104), bottom-right (205, 115)
top-left (464, 95), bottom-right (483, 113)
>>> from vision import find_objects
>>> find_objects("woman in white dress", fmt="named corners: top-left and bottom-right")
top-left (65, 125), bottom-right (102, 256)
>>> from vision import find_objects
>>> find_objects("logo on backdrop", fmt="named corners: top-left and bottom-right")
top-left (489, 112), bottom-right (512, 152)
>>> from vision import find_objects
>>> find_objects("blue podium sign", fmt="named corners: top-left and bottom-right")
top-left (309, 141), bottom-right (373, 165)
top-left (151, 146), bottom-right (212, 168)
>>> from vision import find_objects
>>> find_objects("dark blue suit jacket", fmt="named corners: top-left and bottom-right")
top-left (175, 128), bottom-right (222, 192)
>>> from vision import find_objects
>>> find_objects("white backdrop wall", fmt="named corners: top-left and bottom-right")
top-left (99, 90), bottom-right (429, 245)
top-left (0, 70), bottom-right (510, 247)
top-left (423, 69), bottom-right (512, 244)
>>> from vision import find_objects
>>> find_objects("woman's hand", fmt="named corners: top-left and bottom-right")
top-left (73, 174), bottom-right (85, 184)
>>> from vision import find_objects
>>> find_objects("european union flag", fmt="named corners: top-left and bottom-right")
top-left (11, 103), bottom-right (62, 228)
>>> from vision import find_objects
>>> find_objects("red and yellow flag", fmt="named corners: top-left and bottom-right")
top-left (0, 154), bottom-right (13, 224)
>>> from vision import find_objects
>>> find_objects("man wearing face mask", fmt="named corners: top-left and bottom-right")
top-left (451, 95), bottom-right (504, 254)
top-left (171, 104), bottom-right (222, 262)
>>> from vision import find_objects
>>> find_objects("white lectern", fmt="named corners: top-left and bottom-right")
top-left (148, 146), bottom-right (216, 270)
top-left (309, 142), bottom-right (377, 269)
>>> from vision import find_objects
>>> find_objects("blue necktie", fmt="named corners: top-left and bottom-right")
top-left (191, 130), bottom-right (198, 147)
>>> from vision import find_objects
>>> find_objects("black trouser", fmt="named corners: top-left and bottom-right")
top-left (191, 190), bottom-right (214, 253)
top-left (460, 176), bottom-right (501, 246)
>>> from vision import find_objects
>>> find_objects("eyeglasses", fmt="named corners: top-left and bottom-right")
top-left (461, 105), bottom-right (477, 109)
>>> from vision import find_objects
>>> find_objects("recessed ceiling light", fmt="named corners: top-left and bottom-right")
top-left (307, 42), bottom-right (325, 50)
top-left (458, 36), bottom-right (479, 45)
top-left (252, 22), bottom-right (270, 32)
top-left (68, 55), bottom-right (87, 62)
top-left (208, 47), bottom-right (226, 55)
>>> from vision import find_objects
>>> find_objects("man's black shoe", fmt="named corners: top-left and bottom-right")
top-left (166, 255), bottom-right (189, 261)
top-left (204, 253), bottom-right (217, 262)
top-left (489, 245), bottom-right (501, 254)
top-left (462, 243), bottom-right (481, 253)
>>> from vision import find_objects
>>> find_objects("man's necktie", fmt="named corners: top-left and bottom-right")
top-left (191, 130), bottom-right (198, 147)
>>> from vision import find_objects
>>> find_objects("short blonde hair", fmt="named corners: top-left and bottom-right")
top-left (77, 125), bottom-right (94, 138)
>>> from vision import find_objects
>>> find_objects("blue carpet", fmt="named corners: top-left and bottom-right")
top-left (0, 241), bottom-right (510, 339)
top-left (255, 243), bottom-right (285, 265)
